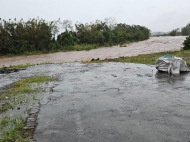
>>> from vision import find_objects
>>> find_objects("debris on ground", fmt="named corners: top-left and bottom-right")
top-left (155, 55), bottom-right (190, 74)
top-left (111, 74), bottom-right (117, 77)
top-left (91, 58), bottom-right (100, 61)
top-left (0, 67), bottom-right (26, 74)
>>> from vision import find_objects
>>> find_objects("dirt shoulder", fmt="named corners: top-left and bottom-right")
top-left (0, 36), bottom-right (186, 67)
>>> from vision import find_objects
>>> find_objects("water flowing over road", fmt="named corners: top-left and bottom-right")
top-left (1, 63), bottom-right (190, 142)
top-left (0, 36), bottom-right (186, 67)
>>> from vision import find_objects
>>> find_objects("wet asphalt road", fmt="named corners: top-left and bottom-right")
top-left (1, 62), bottom-right (190, 142)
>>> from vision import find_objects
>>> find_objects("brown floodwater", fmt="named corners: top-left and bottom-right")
top-left (0, 36), bottom-right (186, 67)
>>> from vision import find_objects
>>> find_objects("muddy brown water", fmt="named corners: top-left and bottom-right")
top-left (0, 36), bottom-right (186, 68)
top-left (0, 62), bottom-right (190, 142)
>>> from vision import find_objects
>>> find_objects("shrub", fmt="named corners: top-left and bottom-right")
top-left (183, 35), bottom-right (190, 50)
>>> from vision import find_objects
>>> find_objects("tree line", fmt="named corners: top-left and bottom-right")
top-left (169, 22), bottom-right (190, 36)
top-left (169, 22), bottom-right (190, 50)
top-left (166, 22), bottom-right (190, 50)
top-left (0, 18), bottom-right (150, 55)
top-left (151, 22), bottom-right (190, 37)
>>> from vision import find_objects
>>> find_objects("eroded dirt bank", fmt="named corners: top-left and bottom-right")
top-left (0, 36), bottom-right (186, 67)
top-left (0, 63), bottom-right (190, 142)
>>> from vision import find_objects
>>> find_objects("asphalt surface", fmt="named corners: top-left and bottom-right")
top-left (1, 62), bottom-right (190, 142)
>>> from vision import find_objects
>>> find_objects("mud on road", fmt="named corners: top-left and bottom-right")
top-left (0, 62), bottom-right (190, 142)
top-left (0, 36), bottom-right (186, 67)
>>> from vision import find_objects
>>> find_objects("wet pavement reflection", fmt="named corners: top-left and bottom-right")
top-left (0, 62), bottom-right (190, 142)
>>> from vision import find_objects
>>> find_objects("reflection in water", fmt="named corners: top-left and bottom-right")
top-left (154, 71), bottom-right (189, 84)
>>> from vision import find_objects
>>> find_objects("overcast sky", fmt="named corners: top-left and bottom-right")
top-left (1, 0), bottom-right (190, 32)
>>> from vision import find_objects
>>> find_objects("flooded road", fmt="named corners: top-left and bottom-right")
top-left (1, 62), bottom-right (190, 142)
top-left (0, 36), bottom-right (186, 67)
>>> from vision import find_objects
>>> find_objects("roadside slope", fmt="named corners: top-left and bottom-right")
top-left (0, 36), bottom-right (186, 67)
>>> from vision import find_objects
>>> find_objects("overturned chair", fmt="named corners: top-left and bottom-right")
top-left (155, 55), bottom-right (190, 74)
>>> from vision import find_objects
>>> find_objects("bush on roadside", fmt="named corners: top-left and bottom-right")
top-left (183, 35), bottom-right (190, 50)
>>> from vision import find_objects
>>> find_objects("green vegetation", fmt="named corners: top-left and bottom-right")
top-left (0, 62), bottom-right (54, 69)
top-left (169, 28), bottom-right (181, 36)
top-left (0, 76), bottom-right (54, 111)
top-left (167, 22), bottom-right (190, 36)
top-left (181, 23), bottom-right (190, 36)
top-left (183, 35), bottom-right (190, 50)
top-left (0, 75), bottom-right (54, 141)
top-left (0, 18), bottom-right (150, 55)
top-left (88, 50), bottom-right (190, 68)
top-left (0, 114), bottom-right (30, 142)
top-left (2, 63), bottom-right (34, 69)
top-left (152, 21), bottom-right (190, 37)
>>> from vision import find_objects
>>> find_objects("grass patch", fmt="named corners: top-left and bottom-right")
top-left (0, 114), bottom-right (30, 142)
top-left (4, 63), bottom-right (35, 69)
top-left (87, 50), bottom-right (190, 68)
top-left (0, 76), bottom-right (54, 111)
top-left (0, 75), bottom-right (55, 141)
top-left (1, 62), bottom-right (54, 69)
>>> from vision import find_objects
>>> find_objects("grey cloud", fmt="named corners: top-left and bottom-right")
top-left (0, 0), bottom-right (190, 32)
